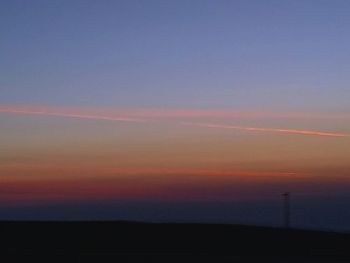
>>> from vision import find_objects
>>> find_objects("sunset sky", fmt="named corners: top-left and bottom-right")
top-left (1, 1), bottom-right (350, 230)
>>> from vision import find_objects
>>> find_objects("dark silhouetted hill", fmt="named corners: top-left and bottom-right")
top-left (1, 221), bottom-right (350, 262)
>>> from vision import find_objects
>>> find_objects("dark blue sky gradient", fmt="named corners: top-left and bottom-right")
top-left (2, 195), bottom-right (350, 232)
top-left (1, 0), bottom-right (350, 109)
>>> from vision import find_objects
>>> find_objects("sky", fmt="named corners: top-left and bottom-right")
top-left (1, 0), bottom-right (350, 230)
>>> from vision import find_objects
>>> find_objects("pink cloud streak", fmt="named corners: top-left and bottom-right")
top-left (1, 105), bottom-right (349, 138)
top-left (0, 107), bottom-right (144, 122)
top-left (181, 122), bottom-right (350, 137)
top-left (1, 105), bottom-right (349, 120)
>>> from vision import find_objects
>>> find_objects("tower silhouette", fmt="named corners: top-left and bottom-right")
top-left (282, 192), bottom-right (291, 228)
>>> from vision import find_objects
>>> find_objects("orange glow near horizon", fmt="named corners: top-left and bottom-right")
top-left (1, 104), bottom-right (350, 205)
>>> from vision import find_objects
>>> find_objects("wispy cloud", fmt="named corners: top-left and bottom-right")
top-left (1, 105), bottom-right (349, 120)
top-left (0, 167), bottom-right (302, 181)
top-left (0, 107), bottom-right (144, 122)
top-left (104, 167), bottom-right (302, 177)
top-left (181, 122), bottom-right (350, 138)
top-left (1, 105), bottom-right (349, 138)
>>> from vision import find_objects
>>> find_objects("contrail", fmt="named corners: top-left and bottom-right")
top-left (0, 109), bottom-right (145, 123)
top-left (181, 122), bottom-right (350, 137)
top-left (1, 105), bottom-right (349, 120)
top-left (1, 106), bottom-right (349, 137)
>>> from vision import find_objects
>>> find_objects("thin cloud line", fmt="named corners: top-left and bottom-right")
top-left (181, 122), bottom-right (350, 138)
top-left (1, 106), bottom-right (349, 137)
top-left (0, 109), bottom-right (145, 123)
top-left (1, 105), bottom-right (349, 120)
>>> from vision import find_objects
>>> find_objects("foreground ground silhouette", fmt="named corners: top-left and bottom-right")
top-left (2, 221), bottom-right (350, 262)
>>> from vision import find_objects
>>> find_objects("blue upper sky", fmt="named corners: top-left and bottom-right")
top-left (1, 0), bottom-right (350, 111)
